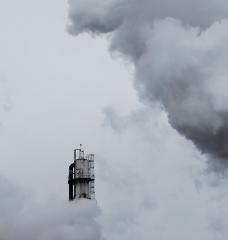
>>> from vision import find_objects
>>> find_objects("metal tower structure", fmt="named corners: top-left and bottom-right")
top-left (68, 145), bottom-right (95, 201)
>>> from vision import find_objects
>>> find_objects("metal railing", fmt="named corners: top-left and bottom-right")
top-left (75, 173), bottom-right (95, 179)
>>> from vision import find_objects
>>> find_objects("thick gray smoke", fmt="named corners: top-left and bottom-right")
top-left (0, 175), bottom-right (102, 240)
top-left (68, 0), bottom-right (228, 161)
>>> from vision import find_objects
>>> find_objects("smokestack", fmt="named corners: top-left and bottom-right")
top-left (68, 145), bottom-right (95, 201)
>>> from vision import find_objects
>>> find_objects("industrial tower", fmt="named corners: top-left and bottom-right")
top-left (68, 145), bottom-right (95, 201)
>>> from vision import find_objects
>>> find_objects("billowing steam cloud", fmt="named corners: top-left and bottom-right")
top-left (0, 175), bottom-right (102, 240)
top-left (68, 0), bottom-right (228, 161)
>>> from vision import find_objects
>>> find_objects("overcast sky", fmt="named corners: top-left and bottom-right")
top-left (0, 0), bottom-right (138, 195)
top-left (1, 0), bottom-right (228, 239)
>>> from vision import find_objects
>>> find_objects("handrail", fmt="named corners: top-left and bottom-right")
top-left (75, 173), bottom-right (95, 179)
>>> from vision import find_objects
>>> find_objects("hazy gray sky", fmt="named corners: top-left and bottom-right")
top-left (0, 0), bottom-right (137, 195)
top-left (1, 0), bottom-right (228, 239)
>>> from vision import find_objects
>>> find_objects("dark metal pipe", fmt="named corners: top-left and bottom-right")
top-left (68, 163), bottom-right (75, 201)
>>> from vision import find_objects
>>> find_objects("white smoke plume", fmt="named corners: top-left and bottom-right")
top-left (0, 175), bottom-right (102, 240)
top-left (98, 108), bottom-right (228, 240)
top-left (68, 0), bottom-right (228, 162)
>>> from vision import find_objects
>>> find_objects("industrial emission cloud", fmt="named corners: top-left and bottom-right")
top-left (0, 176), bottom-right (102, 240)
top-left (68, 0), bottom-right (228, 162)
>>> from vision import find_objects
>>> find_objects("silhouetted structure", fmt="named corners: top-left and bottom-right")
top-left (68, 145), bottom-right (95, 200)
